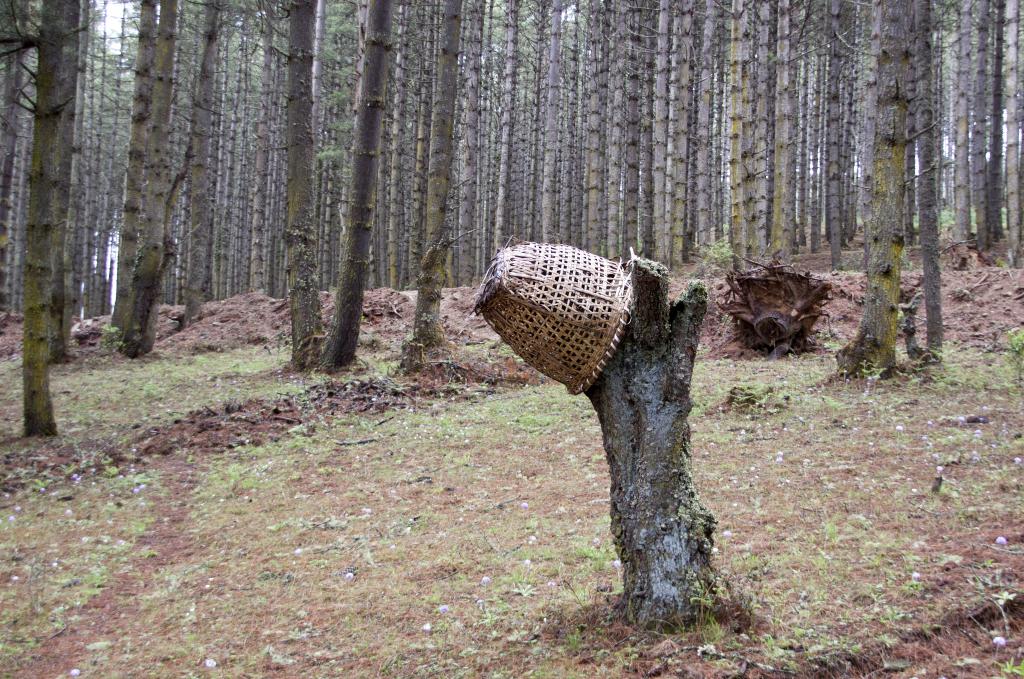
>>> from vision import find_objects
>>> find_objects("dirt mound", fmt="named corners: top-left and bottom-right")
top-left (703, 267), bottom-right (1024, 359)
top-left (136, 361), bottom-right (539, 459)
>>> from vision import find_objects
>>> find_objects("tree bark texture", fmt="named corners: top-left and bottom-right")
top-left (321, 0), bottom-right (395, 369)
top-left (402, 0), bottom-right (462, 371)
top-left (1009, 0), bottom-right (1024, 266)
top-left (23, 0), bottom-right (80, 435)
top-left (285, 0), bottom-right (325, 370)
top-left (183, 0), bottom-right (221, 326)
top-left (585, 260), bottom-right (716, 629)
top-left (837, 0), bottom-right (910, 377)
top-left (118, 0), bottom-right (178, 358)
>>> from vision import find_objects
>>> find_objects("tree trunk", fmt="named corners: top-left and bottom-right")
top-left (972, 0), bottom-right (991, 251)
top-left (321, 0), bottom-right (395, 369)
top-left (585, 262), bottom-right (716, 629)
top-left (954, 0), bottom-right (973, 242)
top-left (385, 3), bottom-right (408, 288)
top-left (825, 0), bottom-right (843, 268)
top-left (915, 0), bottom-right (944, 351)
top-left (770, 0), bottom-right (793, 261)
top-left (118, 0), bottom-right (179, 358)
top-left (23, 0), bottom-right (80, 435)
top-left (670, 1), bottom-right (695, 265)
top-left (456, 0), bottom-right (482, 283)
top-left (694, 0), bottom-right (717, 248)
top-left (539, 0), bottom-right (561, 243)
top-left (987, 0), bottom-right (1006, 244)
top-left (249, 14), bottom-right (274, 292)
top-left (401, 0), bottom-right (462, 372)
top-left (728, 0), bottom-right (745, 264)
top-left (0, 53), bottom-right (25, 311)
top-left (837, 0), bottom-right (909, 377)
top-left (112, 0), bottom-right (157, 336)
top-left (183, 0), bottom-right (221, 326)
top-left (1009, 0), bottom-right (1024, 266)
top-left (491, 0), bottom-right (519, 250)
top-left (652, 0), bottom-right (671, 263)
top-left (285, 0), bottom-right (325, 370)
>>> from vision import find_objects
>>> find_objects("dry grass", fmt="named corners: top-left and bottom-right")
top-left (0, 338), bottom-right (1022, 678)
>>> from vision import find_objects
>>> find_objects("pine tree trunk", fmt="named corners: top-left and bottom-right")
top-left (837, 0), bottom-right (909, 377)
top-left (1009, 0), bottom-right (1024, 266)
top-left (118, 0), bottom-right (179, 358)
top-left (321, 0), bottom-right (395, 369)
top-left (492, 0), bottom-right (519, 250)
top-left (987, 0), bottom-right (1006, 244)
top-left (401, 0), bottom-right (462, 372)
top-left (249, 15), bottom-right (274, 292)
top-left (586, 263), bottom-right (716, 629)
top-left (0, 53), bottom-right (24, 311)
top-left (539, 0), bottom-right (561, 243)
top-left (670, 1), bottom-right (695, 265)
top-left (954, 0), bottom-right (973, 242)
top-left (112, 0), bottom-right (156, 336)
top-left (770, 0), bottom-right (793, 261)
top-left (456, 1), bottom-right (482, 283)
top-left (183, 0), bottom-right (221, 326)
top-left (915, 0), bottom-right (943, 350)
top-left (826, 0), bottom-right (844, 268)
top-left (606, 6), bottom-right (625, 258)
top-left (285, 0), bottom-right (325, 370)
top-left (972, 0), bottom-right (991, 251)
top-left (652, 0), bottom-right (671, 263)
top-left (23, 0), bottom-right (80, 435)
top-left (728, 0), bottom-right (744, 264)
top-left (385, 4), bottom-right (408, 288)
top-left (694, 0), bottom-right (717, 248)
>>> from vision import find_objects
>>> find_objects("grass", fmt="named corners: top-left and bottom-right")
top-left (0, 341), bottom-right (1022, 677)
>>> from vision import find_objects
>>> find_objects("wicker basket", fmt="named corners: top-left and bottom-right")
top-left (473, 240), bottom-right (633, 394)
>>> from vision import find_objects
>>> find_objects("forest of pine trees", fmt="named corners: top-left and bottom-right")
top-left (2, 0), bottom-right (1024, 422)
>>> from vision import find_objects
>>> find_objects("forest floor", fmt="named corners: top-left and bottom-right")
top-left (1, 259), bottom-right (1023, 678)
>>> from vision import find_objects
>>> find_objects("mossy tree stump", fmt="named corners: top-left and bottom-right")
top-left (585, 258), bottom-right (717, 628)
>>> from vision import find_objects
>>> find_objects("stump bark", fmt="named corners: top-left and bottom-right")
top-left (585, 258), bottom-right (717, 629)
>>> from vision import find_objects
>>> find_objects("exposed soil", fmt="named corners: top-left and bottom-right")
top-left (3, 266), bottom-right (1021, 365)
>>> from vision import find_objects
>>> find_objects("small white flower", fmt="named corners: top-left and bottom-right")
top-left (936, 466), bottom-right (944, 474)
top-left (204, 658), bottom-right (217, 668)
top-left (996, 536), bottom-right (1009, 545)
top-left (520, 502), bottom-right (529, 510)
top-left (911, 572), bottom-right (921, 582)
top-left (591, 537), bottom-right (601, 546)
top-left (547, 580), bottom-right (557, 588)
top-left (1015, 457), bottom-right (1022, 465)
top-left (69, 670), bottom-right (81, 677)
top-left (438, 604), bottom-right (449, 614)
top-left (522, 559), bottom-right (532, 567)
top-left (361, 507), bottom-right (372, 515)
top-left (480, 576), bottom-right (491, 585)
top-left (612, 559), bottom-right (622, 570)
top-left (343, 572), bottom-right (355, 581)
top-left (993, 636), bottom-right (1007, 648)
top-left (64, 509), bottom-right (73, 516)
top-left (895, 425), bottom-right (904, 432)
top-left (293, 548), bottom-right (302, 555)
top-left (422, 623), bottom-right (432, 633)
top-left (722, 530), bottom-right (733, 538)
top-left (6, 516), bottom-right (13, 522)
top-left (10, 575), bottom-right (19, 581)
top-left (527, 535), bottom-right (537, 544)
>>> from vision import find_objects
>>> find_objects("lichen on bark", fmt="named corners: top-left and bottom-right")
top-left (586, 258), bottom-right (717, 628)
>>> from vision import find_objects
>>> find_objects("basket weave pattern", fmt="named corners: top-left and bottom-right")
top-left (473, 241), bottom-right (633, 394)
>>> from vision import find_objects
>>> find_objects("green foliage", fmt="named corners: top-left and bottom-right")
top-left (696, 239), bottom-right (735, 276)
top-left (100, 325), bottom-right (123, 352)
top-left (1007, 328), bottom-right (1024, 386)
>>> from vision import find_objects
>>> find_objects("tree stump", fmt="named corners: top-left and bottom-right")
top-left (718, 262), bottom-right (831, 358)
top-left (585, 258), bottom-right (717, 629)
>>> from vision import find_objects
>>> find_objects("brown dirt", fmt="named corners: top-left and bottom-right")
top-left (704, 267), bottom-right (1024, 359)
top-left (2, 266), bottom-right (1021, 366)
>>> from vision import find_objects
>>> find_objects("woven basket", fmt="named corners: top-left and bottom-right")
top-left (473, 240), bottom-right (633, 394)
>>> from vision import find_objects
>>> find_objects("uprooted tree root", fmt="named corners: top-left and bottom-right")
top-left (718, 261), bottom-right (831, 359)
